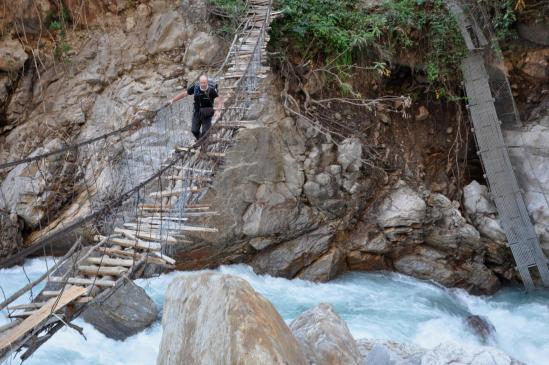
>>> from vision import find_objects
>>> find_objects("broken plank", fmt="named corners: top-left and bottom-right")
top-left (0, 286), bottom-right (86, 353)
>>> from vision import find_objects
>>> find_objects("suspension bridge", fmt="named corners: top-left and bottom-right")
top-left (0, 0), bottom-right (275, 360)
top-left (446, 0), bottom-right (549, 289)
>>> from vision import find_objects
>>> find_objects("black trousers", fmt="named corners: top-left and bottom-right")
top-left (191, 109), bottom-right (212, 140)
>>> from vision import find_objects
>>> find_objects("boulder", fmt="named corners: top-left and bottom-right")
top-left (424, 193), bottom-right (480, 251)
top-left (520, 48), bottom-right (549, 79)
top-left (466, 315), bottom-right (496, 344)
top-left (82, 280), bottom-right (157, 340)
top-left (0, 38), bottom-right (28, 72)
top-left (463, 181), bottom-right (506, 242)
top-left (156, 273), bottom-right (307, 365)
top-left (377, 180), bottom-right (426, 228)
top-left (250, 224), bottom-right (335, 278)
top-left (289, 303), bottom-right (362, 365)
top-left (518, 21), bottom-right (549, 46)
top-left (297, 247), bottom-right (346, 282)
top-left (337, 138), bottom-right (362, 172)
top-left (185, 32), bottom-right (223, 68)
top-left (146, 11), bottom-right (190, 54)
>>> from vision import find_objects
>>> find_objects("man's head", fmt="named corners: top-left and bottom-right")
top-left (199, 75), bottom-right (208, 91)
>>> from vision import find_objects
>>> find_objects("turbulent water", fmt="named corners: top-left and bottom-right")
top-left (1, 259), bottom-right (548, 365)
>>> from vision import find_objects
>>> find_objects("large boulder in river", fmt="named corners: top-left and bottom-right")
top-left (82, 280), bottom-right (157, 340)
top-left (156, 273), bottom-right (307, 365)
top-left (290, 303), bottom-right (362, 365)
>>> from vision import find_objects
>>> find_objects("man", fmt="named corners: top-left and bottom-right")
top-left (170, 74), bottom-right (219, 140)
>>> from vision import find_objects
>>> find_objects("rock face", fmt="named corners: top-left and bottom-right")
top-left (290, 303), bottom-right (362, 365)
top-left (503, 120), bottom-right (549, 256)
top-left (82, 281), bottom-right (157, 340)
top-left (0, 210), bottom-right (22, 258)
top-left (156, 273), bottom-right (308, 365)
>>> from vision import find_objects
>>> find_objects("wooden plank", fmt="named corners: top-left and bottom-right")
top-left (40, 290), bottom-right (61, 297)
top-left (48, 277), bottom-right (116, 287)
top-left (77, 265), bottom-right (128, 277)
top-left (165, 175), bottom-right (212, 181)
top-left (176, 147), bottom-right (225, 157)
top-left (114, 227), bottom-right (177, 244)
top-left (6, 302), bottom-right (46, 311)
top-left (94, 235), bottom-right (162, 251)
top-left (149, 186), bottom-right (205, 198)
top-left (86, 256), bottom-right (135, 267)
top-left (0, 286), bottom-right (86, 352)
top-left (95, 247), bottom-right (173, 268)
top-left (151, 252), bottom-right (176, 265)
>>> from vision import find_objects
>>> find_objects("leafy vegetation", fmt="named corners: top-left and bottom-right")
top-left (269, 0), bottom-right (467, 92)
top-left (209, 0), bottom-right (248, 35)
top-left (44, 2), bottom-right (73, 63)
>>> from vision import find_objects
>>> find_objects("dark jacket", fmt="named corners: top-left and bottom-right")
top-left (187, 82), bottom-right (219, 111)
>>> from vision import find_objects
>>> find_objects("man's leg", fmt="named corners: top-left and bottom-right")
top-left (200, 116), bottom-right (212, 138)
top-left (191, 110), bottom-right (201, 140)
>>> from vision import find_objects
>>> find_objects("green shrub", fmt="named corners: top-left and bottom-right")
top-left (269, 0), bottom-right (467, 92)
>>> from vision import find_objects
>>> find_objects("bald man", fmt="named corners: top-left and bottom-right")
top-left (170, 75), bottom-right (219, 140)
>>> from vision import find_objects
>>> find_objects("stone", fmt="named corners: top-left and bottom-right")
top-left (298, 248), bottom-right (346, 282)
top-left (347, 251), bottom-right (388, 271)
top-left (357, 339), bottom-right (523, 365)
top-left (136, 3), bottom-right (151, 18)
top-left (337, 138), bottom-right (362, 172)
top-left (424, 193), bottom-right (481, 251)
top-left (517, 21), bottom-right (549, 46)
top-left (250, 224), bottom-right (335, 278)
top-left (376, 180), bottom-right (426, 228)
top-left (0, 38), bottom-right (28, 72)
top-left (415, 106), bottom-right (429, 121)
top-left (466, 315), bottom-right (496, 344)
top-left (521, 48), bottom-right (549, 79)
top-left (125, 16), bottom-right (136, 31)
top-left (82, 281), bottom-right (157, 340)
top-left (185, 32), bottom-right (222, 68)
top-left (146, 11), bottom-right (190, 54)
top-left (0, 210), bottom-right (22, 258)
top-left (156, 273), bottom-right (307, 365)
top-left (463, 180), bottom-right (497, 216)
top-left (290, 303), bottom-right (362, 365)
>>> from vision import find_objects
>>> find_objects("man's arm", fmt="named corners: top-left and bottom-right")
top-left (169, 84), bottom-right (195, 104)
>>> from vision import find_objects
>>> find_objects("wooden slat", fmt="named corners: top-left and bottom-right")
top-left (77, 265), bottom-right (128, 277)
top-left (95, 247), bottom-right (174, 268)
top-left (0, 286), bottom-right (86, 352)
top-left (6, 302), bottom-right (46, 311)
top-left (94, 235), bottom-right (162, 251)
top-left (86, 256), bottom-right (135, 267)
top-left (114, 227), bottom-right (177, 244)
top-left (149, 186), bottom-right (205, 198)
top-left (48, 277), bottom-right (116, 287)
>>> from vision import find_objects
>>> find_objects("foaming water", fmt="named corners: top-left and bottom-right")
top-left (1, 261), bottom-right (548, 365)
